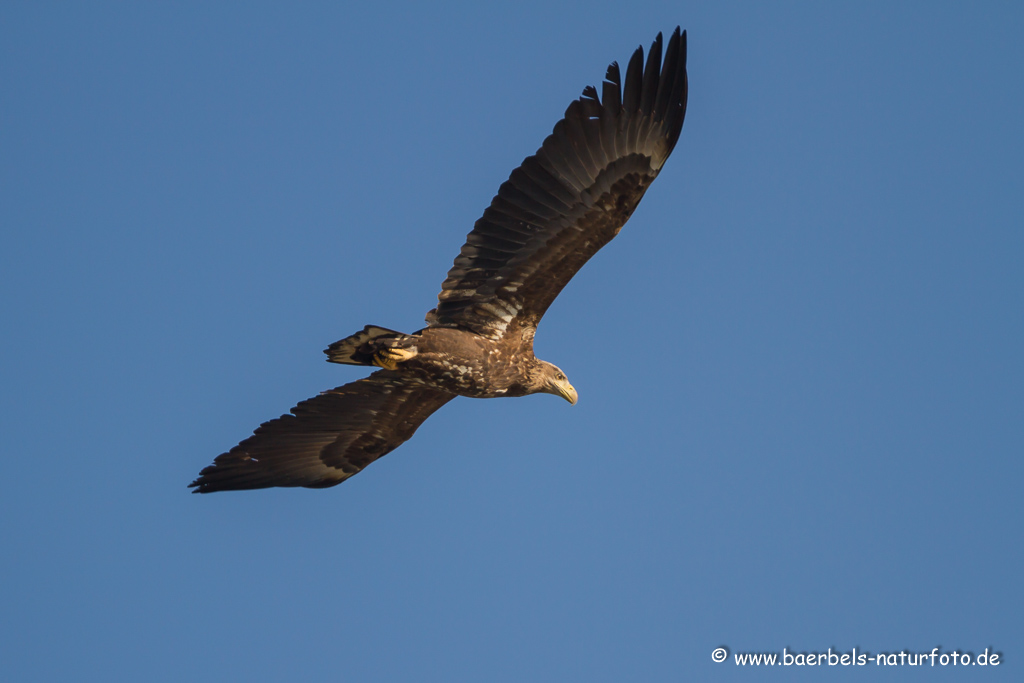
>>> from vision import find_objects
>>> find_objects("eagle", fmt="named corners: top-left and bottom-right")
top-left (190, 28), bottom-right (688, 493)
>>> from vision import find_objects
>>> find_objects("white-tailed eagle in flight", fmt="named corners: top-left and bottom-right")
top-left (191, 28), bottom-right (688, 493)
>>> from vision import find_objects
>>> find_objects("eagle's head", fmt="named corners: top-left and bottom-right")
top-left (535, 360), bottom-right (578, 405)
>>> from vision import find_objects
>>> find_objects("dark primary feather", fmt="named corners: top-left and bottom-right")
top-left (190, 372), bottom-right (453, 492)
top-left (428, 28), bottom-right (688, 340)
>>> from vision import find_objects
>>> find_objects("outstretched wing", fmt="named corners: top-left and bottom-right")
top-left (190, 372), bottom-right (454, 493)
top-left (427, 28), bottom-right (688, 340)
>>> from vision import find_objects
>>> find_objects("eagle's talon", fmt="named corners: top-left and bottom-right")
top-left (373, 347), bottom-right (417, 370)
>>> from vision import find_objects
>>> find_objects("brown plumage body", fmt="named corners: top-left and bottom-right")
top-left (342, 326), bottom-right (570, 399)
top-left (190, 28), bottom-right (687, 493)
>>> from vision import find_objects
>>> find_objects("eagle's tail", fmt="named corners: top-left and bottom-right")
top-left (325, 325), bottom-right (411, 366)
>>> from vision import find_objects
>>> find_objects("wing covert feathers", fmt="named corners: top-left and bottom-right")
top-left (190, 372), bottom-right (454, 493)
top-left (429, 28), bottom-right (688, 338)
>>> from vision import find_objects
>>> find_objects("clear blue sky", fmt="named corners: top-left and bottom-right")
top-left (2, 2), bottom-right (1021, 681)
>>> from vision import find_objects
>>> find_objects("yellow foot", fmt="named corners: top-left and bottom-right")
top-left (372, 347), bottom-right (417, 370)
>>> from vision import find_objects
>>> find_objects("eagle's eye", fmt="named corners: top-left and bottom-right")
top-left (556, 373), bottom-right (565, 381)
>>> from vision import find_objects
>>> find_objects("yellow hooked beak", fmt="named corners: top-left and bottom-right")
top-left (556, 381), bottom-right (578, 405)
